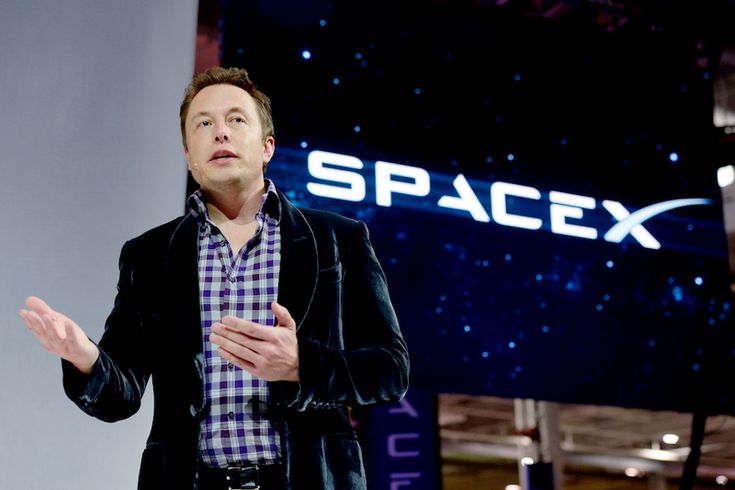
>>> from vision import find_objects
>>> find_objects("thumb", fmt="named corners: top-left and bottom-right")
top-left (271, 301), bottom-right (296, 330)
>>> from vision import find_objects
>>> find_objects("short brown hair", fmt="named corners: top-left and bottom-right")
top-left (179, 67), bottom-right (274, 149)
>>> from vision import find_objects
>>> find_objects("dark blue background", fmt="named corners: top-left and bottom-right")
top-left (218, 0), bottom-right (735, 414)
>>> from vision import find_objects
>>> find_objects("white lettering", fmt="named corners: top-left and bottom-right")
top-left (300, 149), bottom-right (710, 251)
top-left (549, 191), bottom-right (598, 239)
top-left (388, 397), bottom-right (419, 418)
top-left (490, 182), bottom-right (542, 230)
top-left (375, 161), bottom-right (430, 207)
top-left (387, 433), bottom-right (420, 458)
top-left (306, 150), bottom-right (366, 202)
top-left (602, 200), bottom-right (661, 249)
top-left (437, 174), bottom-right (490, 222)
top-left (390, 473), bottom-right (422, 490)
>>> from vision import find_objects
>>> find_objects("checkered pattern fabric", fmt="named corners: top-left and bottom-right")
top-left (188, 180), bottom-right (282, 468)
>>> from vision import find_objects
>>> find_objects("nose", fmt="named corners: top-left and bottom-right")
top-left (214, 122), bottom-right (230, 143)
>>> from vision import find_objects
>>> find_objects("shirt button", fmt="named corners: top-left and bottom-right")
top-left (228, 363), bottom-right (234, 370)
top-left (228, 411), bottom-right (235, 420)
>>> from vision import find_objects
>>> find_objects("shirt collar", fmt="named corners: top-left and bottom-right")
top-left (186, 178), bottom-right (282, 228)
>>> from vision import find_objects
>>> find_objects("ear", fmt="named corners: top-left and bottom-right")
top-left (184, 146), bottom-right (193, 172)
top-left (262, 135), bottom-right (276, 165)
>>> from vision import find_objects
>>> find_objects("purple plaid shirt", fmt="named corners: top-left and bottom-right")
top-left (187, 180), bottom-right (282, 468)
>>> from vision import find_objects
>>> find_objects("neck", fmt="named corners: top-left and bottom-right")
top-left (202, 179), bottom-right (266, 225)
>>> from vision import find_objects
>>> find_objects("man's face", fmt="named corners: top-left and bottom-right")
top-left (184, 83), bottom-right (274, 194)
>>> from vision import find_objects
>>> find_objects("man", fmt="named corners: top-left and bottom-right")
top-left (19, 67), bottom-right (409, 490)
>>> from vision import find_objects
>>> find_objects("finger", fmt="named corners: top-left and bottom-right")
top-left (220, 316), bottom-right (249, 329)
top-left (220, 316), bottom-right (261, 334)
top-left (210, 330), bottom-right (260, 358)
top-left (215, 346), bottom-right (259, 374)
top-left (271, 302), bottom-right (296, 329)
top-left (210, 331), bottom-right (264, 364)
top-left (19, 309), bottom-right (35, 331)
top-left (25, 296), bottom-right (55, 317)
top-left (23, 309), bottom-right (48, 337)
top-left (220, 317), bottom-right (273, 341)
top-left (212, 321), bottom-right (263, 344)
top-left (20, 310), bottom-right (57, 352)
top-left (20, 310), bottom-right (46, 341)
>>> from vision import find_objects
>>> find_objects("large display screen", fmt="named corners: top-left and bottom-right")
top-left (219, 0), bottom-right (735, 414)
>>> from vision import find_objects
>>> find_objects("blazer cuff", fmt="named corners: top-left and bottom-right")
top-left (61, 347), bottom-right (107, 406)
top-left (273, 338), bottom-right (346, 411)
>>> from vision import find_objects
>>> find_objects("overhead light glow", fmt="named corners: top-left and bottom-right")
top-left (521, 457), bottom-right (534, 466)
top-left (662, 433), bottom-right (679, 444)
top-left (718, 165), bottom-right (735, 188)
top-left (625, 467), bottom-right (641, 478)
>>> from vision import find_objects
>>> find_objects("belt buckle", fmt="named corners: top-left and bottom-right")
top-left (225, 464), bottom-right (260, 490)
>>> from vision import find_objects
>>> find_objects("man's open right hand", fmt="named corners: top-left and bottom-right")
top-left (19, 296), bottom-right (99, 375)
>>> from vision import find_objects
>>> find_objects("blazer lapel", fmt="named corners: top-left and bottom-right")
top-left (163, 214), bottom-right (202, 356)
top-left (277, 192), bottom-right (318, 331)
top-left (160, 193), bottom-right (318, 338)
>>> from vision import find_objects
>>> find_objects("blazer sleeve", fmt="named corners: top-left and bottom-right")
top-left (276, 220), bottom-right (409, 411)
top-left (61, 240), bottom-right (150, 422)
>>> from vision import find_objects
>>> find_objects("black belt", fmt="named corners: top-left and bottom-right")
top-left (197, 463), bottom-right (286, 490)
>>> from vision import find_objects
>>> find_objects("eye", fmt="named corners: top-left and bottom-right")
top-left (197, 120), bottom-right (212, 128)
top-left (231, 116), bottom-right (245, 124)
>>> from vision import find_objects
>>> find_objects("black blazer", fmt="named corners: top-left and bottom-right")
top-left (62, 192), bottom-right (409, 489)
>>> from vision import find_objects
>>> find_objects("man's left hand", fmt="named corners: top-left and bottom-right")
top-left (210, 301), bottom-right (299, 382)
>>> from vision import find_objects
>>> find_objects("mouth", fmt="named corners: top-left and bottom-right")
top-left (209, 150), bottom-right (238, 162)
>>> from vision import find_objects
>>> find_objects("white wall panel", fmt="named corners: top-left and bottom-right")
top-left (0, 1), bottom-right (197, 488)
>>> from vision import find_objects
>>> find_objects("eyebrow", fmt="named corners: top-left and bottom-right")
top-left (190, 107), bottom-right (248, 119)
